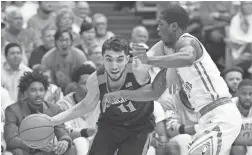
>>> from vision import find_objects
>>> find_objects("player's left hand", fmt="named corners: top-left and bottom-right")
top-left (54, 140), bottom-right (68, 154)
top-left (102, 91), bottom-right (123, 106)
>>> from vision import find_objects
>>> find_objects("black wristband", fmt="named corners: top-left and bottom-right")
top-left (80, 128), bottom-right (89, 137)
top-left (179, 125), bottom-right (185, 134)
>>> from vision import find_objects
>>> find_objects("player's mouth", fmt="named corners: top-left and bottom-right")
top-left (110, 71), bottom-right (120, 75)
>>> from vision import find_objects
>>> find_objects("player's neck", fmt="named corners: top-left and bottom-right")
top-left (237, 102), bottom-right (250, 117)
top-left (107, 72), bottom-right (127, 92)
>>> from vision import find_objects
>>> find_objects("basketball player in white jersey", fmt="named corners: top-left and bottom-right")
top-left (231, 79), bottom-right (252, 155)
top-left (103, 5), bottom-right (242, 155)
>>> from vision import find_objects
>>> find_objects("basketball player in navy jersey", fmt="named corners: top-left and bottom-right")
top-left (47, 36), bottom-right (167, 155)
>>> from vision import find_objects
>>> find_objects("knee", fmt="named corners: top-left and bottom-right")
top-left (230, 145), bottom-right (247, 155)
top-left (11, 148), bottom-right (27, 155)
top-left (63, 144), bottom-right (77, 155)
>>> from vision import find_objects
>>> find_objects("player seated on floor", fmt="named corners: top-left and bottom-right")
top-left (231, 79), bottom-right (252, 155)
top-left (4, 71), bottom-right (77, 155)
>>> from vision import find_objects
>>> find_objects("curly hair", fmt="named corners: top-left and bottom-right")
top-left (71, 64), bottom-right (96, 83)
top-left (18, 71), bottom-right (50, 93)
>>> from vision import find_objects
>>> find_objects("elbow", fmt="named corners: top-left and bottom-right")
top-left (185, 56), bottom-right (194, 66)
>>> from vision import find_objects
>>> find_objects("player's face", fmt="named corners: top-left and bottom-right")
top-left (6, 46), bottom-right (22, 66)
top-left (94, 17), bottom-right (107, 36)
top-left (133, 30), bottom-right (148, 44)
top-left (103, 50), bottom-right (129, 81)
top-left (77, 74), bottom-right (90, 96)
top-left (43, 29), bottom-right (56, 49)
top-left (26, 82), bottom-right (46, 106)
top-left (56, 32), bottom-right (72, 56)
top-left (238, 85), bottom-right (252, 109)
top-left (81, 28), bottom-right (96, 44)
top-left (157, 14), bottom-right (176, 46)
top-left (225, 71), bottom-right (243, 93)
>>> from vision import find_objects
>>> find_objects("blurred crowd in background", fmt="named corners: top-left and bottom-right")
top-left (1, 1), bottom-right (252, 155)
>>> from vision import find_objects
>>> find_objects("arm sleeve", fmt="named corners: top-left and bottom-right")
top-left (4, 106), bottom-right (30, 151)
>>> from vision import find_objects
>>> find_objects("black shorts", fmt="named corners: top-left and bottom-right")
top-left (88, 125), bottom-right (153, 155)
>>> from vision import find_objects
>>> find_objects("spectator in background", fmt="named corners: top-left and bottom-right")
top-left (1, 43), bottom-right (32, 102)
top-left (56, 64), bottom-right (98, 155)
top-left (73, 1), bottom-right (92, 34)
top-left (229, 1), bottom-right (252, 78)
top-left (29, 24), bottom-right (56, 69)
top-left (42, 30), bottom-right (87, 92)
top-left (6, 1), bottom-right (38, 29)
top-left (1, 87), bottom-right (13, 155)
top-left (88, 44), bottom-right (103, 68)
top-left (93, 13), bottom-right (115, 45)
top-left (2, 7), bottom-right (40, 62)
top-left (222, 66), bottom-right (244, 97)
top-left (131, 25), bottom-right (149, 47)
top-left (4, 71), bottom-right (76, 155)
top-left (231, 79), bottom-right (252, 155)
top-left (27, 1), bottom-right (55, 40)
top-left (55, 8), bottom-right (79, 45)
top-left (76, 19), bottom-right (97, 59)
top-left (35, 66), bottom-right (64, 104)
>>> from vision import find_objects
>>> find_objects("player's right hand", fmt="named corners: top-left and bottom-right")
top-left (39, 142), bottom-right (55, 152)
top-left (166, 68), bottom-right (181, 94)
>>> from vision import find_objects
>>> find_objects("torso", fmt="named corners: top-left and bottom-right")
top-left (96, 64), bottom-right (155, 130)
top-left (175, 33), bottom-right (231, 112)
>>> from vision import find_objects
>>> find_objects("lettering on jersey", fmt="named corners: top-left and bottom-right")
top-left (176, 70), bottom-right (192, 98)
top-left (240, 123), bottom-right (252, 139)
top-left (182, 82), bottom-right (192, 98)
top-left (125, 82), bottom-right (132, 88)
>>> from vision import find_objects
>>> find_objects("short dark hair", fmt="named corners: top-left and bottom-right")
top-left (161, 5), bottom-right (189, 30)
top-left (54, 30), bottom-right (73, 42)
top-left (18, 71), bottom-right (50, 93)
top-left (4, 42), bottom-right (22, 57)
top-left (71, 64), bottom-right (96, 83)
top-left (102, 36), bottom-right (129, 55)
top-left (221, 66), bottom-right (244, 78)
top-left (80, 19), bottom-right (94, 35)
top-left (238, 79), bottom-right (252, 89)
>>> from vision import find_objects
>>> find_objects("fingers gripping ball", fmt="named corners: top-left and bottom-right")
top-left (19, 114), bottom-right (55, 149)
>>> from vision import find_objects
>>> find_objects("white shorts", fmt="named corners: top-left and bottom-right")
top-left (188, 102), bottom-right (242, 155)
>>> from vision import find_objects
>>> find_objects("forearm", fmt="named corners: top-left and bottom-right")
top-left (52, 94), bottom-right (99, 126)
top-left (147, 52), bottom-right (194, 68)
top-left (121, 84), bottom-right (160, 102)
top-left (7, 136), bottom-right (30, 151)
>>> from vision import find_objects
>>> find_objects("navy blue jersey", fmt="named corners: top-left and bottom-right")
top-left (96, 64), bottom-right (155, 130)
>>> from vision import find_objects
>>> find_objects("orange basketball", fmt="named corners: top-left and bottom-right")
top-left (19, 114), bottom-right (54, 149)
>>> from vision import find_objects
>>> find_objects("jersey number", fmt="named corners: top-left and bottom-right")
top-left (118, 101), bottom-right (136, 113)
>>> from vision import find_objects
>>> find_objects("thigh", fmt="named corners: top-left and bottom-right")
top-left (118, 131), bottom-right (153, 155)
top-left (88, 127), bottom-right (120, 155)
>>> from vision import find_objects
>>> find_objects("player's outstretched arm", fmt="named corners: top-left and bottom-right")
top-left (120, 68), bottom-right (168, 101)
top-left (145, 38), bottom-right (198, 68)
top-left (51, 73), bottom-right (100, 126)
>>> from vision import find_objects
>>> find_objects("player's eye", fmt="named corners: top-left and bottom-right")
top-left (106, 58), bottom-right (112, 62)
top-left (117, 59), bottom-right (124, 63)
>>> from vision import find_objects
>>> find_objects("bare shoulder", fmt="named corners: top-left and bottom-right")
top-left (175, 36), bottom-right (201, 52)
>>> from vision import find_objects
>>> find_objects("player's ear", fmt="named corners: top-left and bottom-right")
top-left (126, 54), bottom-right (130, 63)
top-left (170, 22), bottom-right (179, 31)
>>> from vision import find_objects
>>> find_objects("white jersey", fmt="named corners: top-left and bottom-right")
top-left (176, 33), bottom-right (231, 112)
